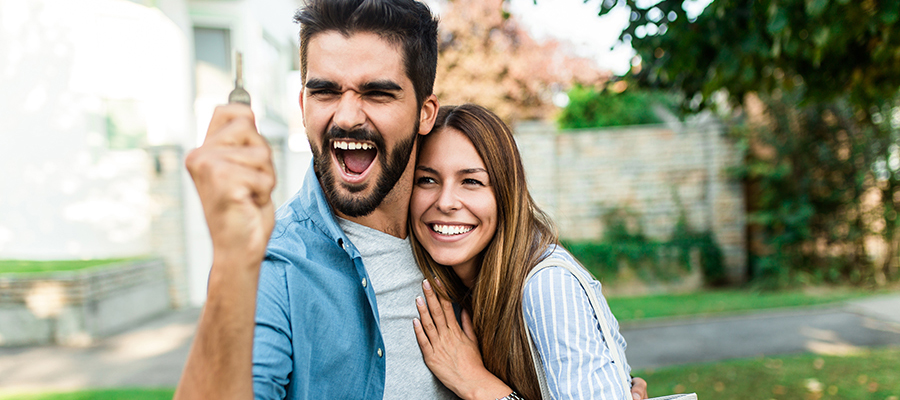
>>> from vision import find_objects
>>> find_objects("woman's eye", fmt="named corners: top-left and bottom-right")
top-left (416, 176), bottom-right (436, 185)
top-left (463, 178), bottom-right (484, 186)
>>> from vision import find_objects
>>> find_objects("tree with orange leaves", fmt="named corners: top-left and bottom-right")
top-left (434, 0), bottom-right (608, 123)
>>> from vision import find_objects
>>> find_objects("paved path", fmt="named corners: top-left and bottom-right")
top-left (1, 295), bottom-right (898, 392)
top-left (622, 295), bottom-right (900, 369)
top-left (0, 308), bottom-right (199, 393)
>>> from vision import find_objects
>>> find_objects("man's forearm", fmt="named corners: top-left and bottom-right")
top-left (174, 260), bottom-right (261, 400)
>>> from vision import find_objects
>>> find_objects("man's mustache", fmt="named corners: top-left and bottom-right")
top-left (325, 125), bottom-right (382, 146)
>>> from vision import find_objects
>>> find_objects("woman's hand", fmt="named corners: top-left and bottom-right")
top-left (631, 376), bottom-right (648, 399)
top-left (413, 279), bottom-right (512, 400)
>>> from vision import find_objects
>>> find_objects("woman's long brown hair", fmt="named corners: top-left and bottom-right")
top-left (410, 104), bottom-right (558, 400)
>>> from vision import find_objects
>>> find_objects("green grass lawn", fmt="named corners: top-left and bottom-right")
top-left (0, 258), bottom-right (142, 275)
top-left (4, 348), bottom-right (897, 400)
top-left (636, 346), bottom-right (900, 400)
top-left (608, 286), bottom-right (892, 322)
top-left (0, 388), bottom-right (175, 400)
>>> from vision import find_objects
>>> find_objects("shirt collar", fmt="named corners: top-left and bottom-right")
top-left (292, 161), bottom-right (351, 247)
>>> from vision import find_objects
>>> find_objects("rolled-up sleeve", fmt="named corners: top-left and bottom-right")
top-left (253, 259), bottom-right (293, 400)
top-left (523, 266), bottom-right (631, 400)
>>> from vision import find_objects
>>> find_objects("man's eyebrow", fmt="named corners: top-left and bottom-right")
top-left (360, 80), bottom-right (402, 92)
top-left (305, 79), bottom-right (339, 90)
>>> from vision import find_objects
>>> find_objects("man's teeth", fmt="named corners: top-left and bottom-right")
top-left (333, 141), bottom-right (373, 150)
top-left (432, 224), bottom-right (473, 236)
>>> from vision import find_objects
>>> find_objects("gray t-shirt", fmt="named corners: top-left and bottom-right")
top-left (338, 218), bottom-right (458, 400)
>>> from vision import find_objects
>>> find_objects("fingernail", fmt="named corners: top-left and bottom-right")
top-left (423, 279), bottom-right (431, 291)
top-left (435, 278), bottom-right (442, 287)
top-left (416, 296), bottom-right (424, 307)
top-left (632, 393), bottom-right (641, 400)
top-left (413, 318), bottom-right (421, 328)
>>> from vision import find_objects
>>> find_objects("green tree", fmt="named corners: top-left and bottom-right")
top-left (597, 0), bottom-right (900, 108)
top-left (593, 0), bottom-right (900, 285)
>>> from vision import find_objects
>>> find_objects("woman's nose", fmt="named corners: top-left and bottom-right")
top-left (435, 186), bottom-right (461, 213)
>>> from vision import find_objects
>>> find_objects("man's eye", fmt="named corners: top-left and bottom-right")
top-left (310, 89), bottom-right (339, 96)
top-left (367, 91), bottom-right (395, 99)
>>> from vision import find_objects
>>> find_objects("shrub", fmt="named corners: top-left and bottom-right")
top-left (557, 84), bottom-right (677, 130)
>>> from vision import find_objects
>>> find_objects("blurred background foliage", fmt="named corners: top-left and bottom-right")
top-left (565, 207), bottom-right (727, 287)
top-left (556, 83), bottom-right (677, 129)
top-left (588, 0), bottom-right (900, 288)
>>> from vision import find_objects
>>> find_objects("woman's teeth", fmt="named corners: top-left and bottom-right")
top-left (333, 140), bottom-right (373, 150)
top-left (431, 224), bottom-right (473, 235)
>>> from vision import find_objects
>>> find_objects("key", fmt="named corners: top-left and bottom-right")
top-left (228, 51), bottom-right (251, 106)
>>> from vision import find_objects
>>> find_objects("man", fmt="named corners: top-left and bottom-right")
top-left (175, 0), bottom-right (649, 399)
top-left (176, 1), bottom-right (452, 398)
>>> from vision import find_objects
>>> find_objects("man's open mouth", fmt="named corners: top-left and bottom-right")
top-left (332, 139), bottom-right (377, 176)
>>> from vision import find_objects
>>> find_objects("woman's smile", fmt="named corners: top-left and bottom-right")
top-left (429, 223), bottom-right (474, 236)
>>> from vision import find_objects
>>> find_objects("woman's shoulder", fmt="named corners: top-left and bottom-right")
top-left (523, 245), bottom-right (598, 302)
top-left (527, 245), bottom-right (592, 282)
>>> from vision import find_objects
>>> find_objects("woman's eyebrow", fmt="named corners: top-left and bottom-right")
top-left (460, 168), bottom-right (488, 174)
top-left (416, 165), bottom-right (437, 174)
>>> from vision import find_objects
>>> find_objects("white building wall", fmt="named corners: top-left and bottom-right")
top-left (0, 0), bottom-right (192, 260)
top-left (0, 0), bottom-right (310, 307)
top-left (184, 0), bottom-right (309, 305)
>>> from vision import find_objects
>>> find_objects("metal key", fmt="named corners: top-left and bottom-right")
top-left (228, 52), bottom-right (251, 106)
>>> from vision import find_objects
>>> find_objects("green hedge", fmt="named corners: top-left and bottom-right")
top-left (557, 84), bottom-right (677, 130)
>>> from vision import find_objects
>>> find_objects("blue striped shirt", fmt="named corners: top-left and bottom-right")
top-left (523, 247), bottom-right (632, 400)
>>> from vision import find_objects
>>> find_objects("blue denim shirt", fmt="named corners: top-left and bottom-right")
top-left (252, 164), bottom-right (385, 400)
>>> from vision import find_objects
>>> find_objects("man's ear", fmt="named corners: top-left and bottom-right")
top-left (298, 91), bottom-right (307, 128)
top-left (417, 94), bottom-right (439, 136)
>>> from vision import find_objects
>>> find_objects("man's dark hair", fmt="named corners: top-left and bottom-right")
top-left (294, 0), bottom-right (439, 108)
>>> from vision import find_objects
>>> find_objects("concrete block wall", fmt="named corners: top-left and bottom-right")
top-left (0, 259), bottom-right (170, 346)
top-left (515, 121), bottom-right (747, 283)
top-left (150, 139), bottom-right (302, 306)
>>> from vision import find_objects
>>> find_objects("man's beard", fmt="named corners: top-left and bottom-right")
top-left (312, 121), bottom-right (418, 218)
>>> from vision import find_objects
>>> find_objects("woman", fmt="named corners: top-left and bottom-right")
top-left (409, 104), bottom-right (645, 400)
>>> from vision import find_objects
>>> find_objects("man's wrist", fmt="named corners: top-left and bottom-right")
top-left (207, 255), bottom-right (262, 291)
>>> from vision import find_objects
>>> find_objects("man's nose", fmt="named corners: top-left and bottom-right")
top-left (333, 92), bottom-right (366, 131)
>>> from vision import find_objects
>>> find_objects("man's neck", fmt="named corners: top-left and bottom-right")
top-left (336, 158), bottom-right (415, 239)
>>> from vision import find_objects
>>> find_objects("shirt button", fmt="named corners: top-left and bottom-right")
top-left (377, 348), bottom-right (383, 357)
top-left (362, 277), bottom-right (368, 288)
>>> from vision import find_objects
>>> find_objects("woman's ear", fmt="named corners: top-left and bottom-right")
top-left (418, 94), bottom-right (439, 136)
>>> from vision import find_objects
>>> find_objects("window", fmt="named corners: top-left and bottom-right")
top-left (194, 27), bottom-right (231, 73)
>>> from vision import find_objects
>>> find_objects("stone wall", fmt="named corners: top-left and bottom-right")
top-left (147, 145), bottom-right (189, 308)
top-left (515, 120), bottom-right (747, 283)
top-left (0, 259), bottom-right (169, 346)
